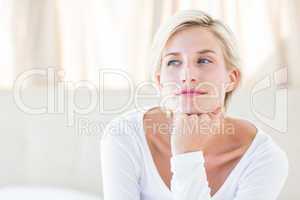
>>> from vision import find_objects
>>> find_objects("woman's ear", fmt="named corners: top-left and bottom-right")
top-left (226, 68), bottom-right (240, 92)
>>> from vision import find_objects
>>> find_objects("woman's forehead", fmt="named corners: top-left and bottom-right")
top-left (163, 27), bottom-right (223, 56)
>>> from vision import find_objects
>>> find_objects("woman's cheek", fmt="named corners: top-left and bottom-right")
top-left (159, 84), bottom-right (180, 112)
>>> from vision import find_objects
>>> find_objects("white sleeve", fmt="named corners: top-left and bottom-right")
top-left (170, 149), bottom-right (288, 200)
top-left (101, 119), bottom-right (142, 200)
top-left (170, 151), bottom-right (211, 199)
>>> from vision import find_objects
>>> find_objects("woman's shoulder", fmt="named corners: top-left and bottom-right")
top-left (229, 116), bottom-right (288, 169)
top-left (239, 129), bottom-right (289, 195)
top-left (101, 108), bottom-right (143, 138)
top-left (233, 117), bottom-right (289, 177)
top-left (100, 109), bottom-right (145, 180)
top-left (100, 108), bottom-right (146, 162)
top-left (102, 105), bottom-right (160, 135)
top-left (252, 129), bottom-right (289, 169)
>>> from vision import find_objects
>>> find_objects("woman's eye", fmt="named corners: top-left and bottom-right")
top-left (198, 58), bottom-right (212, 64)
top-left (167, 60), bottom-right (181, 66)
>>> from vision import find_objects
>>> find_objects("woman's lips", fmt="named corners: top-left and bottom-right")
top-left (175, 88), bottom-right (208, 96)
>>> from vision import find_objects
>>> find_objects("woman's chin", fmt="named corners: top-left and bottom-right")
top-left (161, 97), bottom-right (222, 114)
top-left (179, 106), bottom-right (204, 115)
top-left (179, 102), bottom-right (220, 114)
top-left (180, 97), bottom-right (222, 113)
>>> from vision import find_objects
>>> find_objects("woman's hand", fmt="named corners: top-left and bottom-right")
top-left (170, 106), bottom-right (224, 155)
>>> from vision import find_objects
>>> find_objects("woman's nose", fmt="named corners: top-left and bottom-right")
top-left (181, 77), bottom-right (197, 84)
top-left (180, 68), bottom-right (198, 84)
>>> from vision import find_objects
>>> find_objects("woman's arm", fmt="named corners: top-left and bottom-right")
top-left (101, 119), bottom-right (141, 200)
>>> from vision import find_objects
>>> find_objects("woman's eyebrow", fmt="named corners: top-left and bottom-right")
top-left (163, 49), bottom-right (216, 57)
top-left (196, 49), bottom-right (217, 54)
top-left (162, 52), bottom-right (180, 57)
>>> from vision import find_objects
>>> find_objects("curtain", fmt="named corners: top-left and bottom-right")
top-left (0, 0), bottom-right (299, 89)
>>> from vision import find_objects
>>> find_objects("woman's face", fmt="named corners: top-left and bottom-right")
top-left (156, 26), bottom-right (238, 114)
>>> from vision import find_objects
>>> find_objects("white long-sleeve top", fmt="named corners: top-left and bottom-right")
top-left (101, 108), bottom-right (289, 200)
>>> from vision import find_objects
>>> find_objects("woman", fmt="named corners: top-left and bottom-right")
top-left (101, 10), bottom-right (288, 200)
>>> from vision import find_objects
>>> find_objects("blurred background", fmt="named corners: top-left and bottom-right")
top-left (0, 0), bottom-right (299, 199)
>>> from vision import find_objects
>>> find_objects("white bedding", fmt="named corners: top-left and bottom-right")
top-left (0, 186), bottom-right (101, 200)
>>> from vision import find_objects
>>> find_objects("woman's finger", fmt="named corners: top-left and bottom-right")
top-left (208, 106), bottom-right (223, 120)
top-left (199, 113), bottom-right (211, 123)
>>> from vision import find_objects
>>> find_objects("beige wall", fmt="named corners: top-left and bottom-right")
top-left (0, 85), bottom-right (299, 199)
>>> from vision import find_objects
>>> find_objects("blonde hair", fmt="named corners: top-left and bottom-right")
top-left (150, 10), bottom-right (241, 109)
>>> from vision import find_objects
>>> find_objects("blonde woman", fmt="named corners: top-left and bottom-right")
top-left (101, 10), bottom-right (288, 200)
